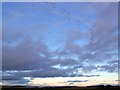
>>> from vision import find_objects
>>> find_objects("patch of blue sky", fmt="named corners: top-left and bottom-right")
top-left (51, 64), bottom-right (61, 69)
top-left (50, 56), bottom-right (59, 59)
top-left (44, 28), bottom-right (66, 51)
top-left (2, 3), bottom-right (55, 25)
top-left (52, 64), bottom-right (71, 69)
top-left (45, 42), bottom-right (64, 52)
top-left (74, 39), bottom-right (89, 47)
top-left (60, 54), bottom-right (79, 61)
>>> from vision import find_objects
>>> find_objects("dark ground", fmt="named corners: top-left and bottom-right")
top-left (1, 86), bottom-right (120, 90)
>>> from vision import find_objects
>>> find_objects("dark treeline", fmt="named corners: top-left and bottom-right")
top-left (1, 85), bottom-right (120, 90)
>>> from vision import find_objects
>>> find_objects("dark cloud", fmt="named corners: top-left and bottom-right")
top-left (67, 80), bottom-right (88, 83)
top-left (98, 64), bottom-right (118, 73)
top-left (60, 80), bottom-right (88, 85)
top-left (115, 80), bottom-right (120, 81)
top-left (2, 74), bottom-right (21, 81)
top-left (2, 69), bottom-right (100, 85)
top-left (2, 37), bottom-right (50, 70)
top-left (2, 79), bottom-right (29, 85)
top-left (68, 82), bottom-right (74, 85)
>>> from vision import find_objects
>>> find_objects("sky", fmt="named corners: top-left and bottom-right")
top-left (2, 2), bottom-right (118, 86)
top-left (1, 0), bottom-right (119, 2)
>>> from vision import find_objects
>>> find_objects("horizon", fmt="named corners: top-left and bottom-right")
top-left (1, 2), bottom-right (119, 87)
top-left (1, 83), bottom-right (120, 86)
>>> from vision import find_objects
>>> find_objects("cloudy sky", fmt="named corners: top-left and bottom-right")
top-left (2, 2), bottom-right (118, 86)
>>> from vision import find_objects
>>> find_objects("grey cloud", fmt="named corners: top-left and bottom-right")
top-left (72, 62), bottom-right (118, 73)
top-left (2, 39), bottom-right (49, 70)
top-left (98, 64), bottom-right (118, 72)
top-left (67, 80), bottom-right (88, 83)
top-left (2, 74), bottom-right (21, 81)
top-left (2, 71), bottom-right (31, 85)
top-left (88, 3), bottom-right (117, 51)
top-left (84, 75), bottom-right (100, 77)
top-left (51, 58), bottom-right (78, 66)
top-left (53, 3), bottom-right (118, 67)
top-left (2, 68), bottom-right (100, 82)
top-left (107, 60), bottom-right (118, 64)
top-left (60, 79), bottom-right (88, 85)
top-left (14, 67), bottom-right (81, 78)
top-left (2, 79), bottom-right (29, 85)
top-left (68, 82), bottom-right (74, 85)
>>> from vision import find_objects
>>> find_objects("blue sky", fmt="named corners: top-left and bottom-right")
top-left (2, 2), bottom-right (118, 86)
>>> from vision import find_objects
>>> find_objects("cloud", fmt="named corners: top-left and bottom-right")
top-left (2, 68), bottom-right (100, 85)
top-left (2, 79), bottom-right (29, 85)
top-left (3, 2), bottom-right (117, 69)
top-left (2, 74), bottom-right (21, 80)
top-left (98, 64), bottom-right (118, 73)
top-left (2, 35), bottom-right (50, 70)
top-left (2, 2), bottom-right (118, 86)
top-left (60, 79), bottom-right (88, 85)
top-left (67, 80), bottom-right (88, 83)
